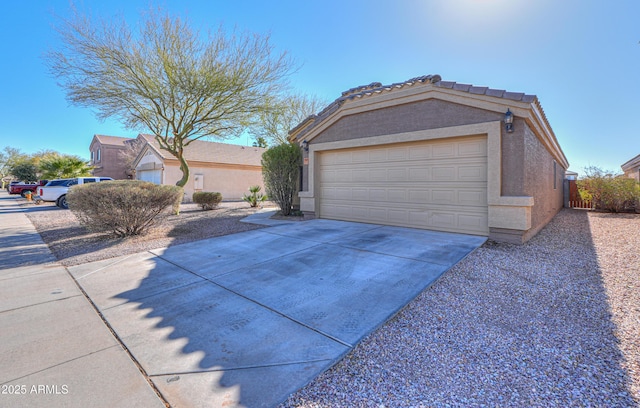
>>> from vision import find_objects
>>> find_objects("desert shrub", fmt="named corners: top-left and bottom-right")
top-left (262, 143), bottom-right (301, 216)
top-left (242, 185), bottom-right (267, 207)
top-left (66, 180), bottom-right (182, 237)
top-left (577, 166), bottom-right (640, 212)
top-left (193, 191), bottom-right (222, 210)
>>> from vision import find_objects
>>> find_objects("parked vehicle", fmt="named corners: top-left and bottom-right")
top-left (9, 180), bottom-right (48, 197)
top-left (39, 177), bottom-right (113, 209)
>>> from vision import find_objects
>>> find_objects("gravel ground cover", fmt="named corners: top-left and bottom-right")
top-left (281, 209), bottom-right (639, 407)
top-left (25, 200), bottom-right (273, 266)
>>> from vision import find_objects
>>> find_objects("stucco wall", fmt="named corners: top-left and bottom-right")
top-left (523, 123), bottom-right (565, 239)
top-left (164, 164), bottom-right (264, 201)
top-left (92, 145), bottom-right (129, 179)
top-left (500, 118), bottom-right (526, 196)
top-left (624, 167), bottom-right (640, 181)
top-left (311, 99), bottom-right (502, 145)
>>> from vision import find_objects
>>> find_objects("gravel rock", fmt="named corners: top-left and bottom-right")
top-left (280, 209), bottom-right (640, 407)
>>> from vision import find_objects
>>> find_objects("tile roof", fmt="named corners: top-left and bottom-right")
top-left (139, 134), bottom-right (265, 166)
top-left (290, 74), bottom-right (546, 140)
top-left (93, 135), bottom-right (135, 146)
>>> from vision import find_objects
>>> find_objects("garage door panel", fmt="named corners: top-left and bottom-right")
top-left (388, 209), bottom-right (409, 224)
top-left (433, 166), bottom-right (456, 181)
top-left (352, 150), bottom-right (369, 163)
top-left (318, 136), bottom-right (488, 235)
top-left (369, 188), bottom-right (387, 201)
top-left (138, 170), bottom-right (161, 184)
top-left (387, 189), bottom-right (408, 201)
top-left (387, 147), bottom-right (409, 161)
top-left (352, 188), bottom-right (369, 200)
top-left (432, 189), bottom-right (455, 204)
top-left (335, 152), bottom-right (353, 164)
top-left (458, 139), bottom-right (487, 156)
top-left (369, 149), bottom-right (387, 161)
top-left (459, 190), bottom-right (486, 206)
top-left (409, 146), bottom-right (432, 160)
top-left (369, 169), bottom-right (387, 182)
top-left (388, 168), bottom-right (407, 181)
top-left (432, 143), bottom-right (456, 158)
top-left (459, 164), bottom-right (487, 181)
top-left (409, 168), bottom-right (430, 181)
top-left (430, 212), bottom-right (456, 229)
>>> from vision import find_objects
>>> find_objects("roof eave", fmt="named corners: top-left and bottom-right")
top-left (621, 153), bottom-right (640, 171)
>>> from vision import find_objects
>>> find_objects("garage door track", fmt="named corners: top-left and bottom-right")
top-left (67, 219), bottom-right (486, 407)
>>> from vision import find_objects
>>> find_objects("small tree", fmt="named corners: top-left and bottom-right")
top-left (46, 7), bottom-right (295, 187)
top-left (577, 166), bottom-right (640, 212)
top-left (262, 143), bottom-right (301, 216)
top-left (39, 154), bottom-right (93, 179)
top-left (118, 137), bottom-right (146, 178)
top-left (10, 162), bottom-right (38, 182)
top-left (1, 147), bottom-right (26, 179)
top-left (248, 93), bottom-right (327, 146)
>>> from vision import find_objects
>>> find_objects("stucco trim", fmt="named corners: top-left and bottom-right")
top-left (488, 205), bottom-right (532, 231)
top-left (300, 121), bottom-right (534, 233)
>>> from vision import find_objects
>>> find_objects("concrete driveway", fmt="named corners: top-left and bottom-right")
top-left (66, 218), bottom-right (485, 407)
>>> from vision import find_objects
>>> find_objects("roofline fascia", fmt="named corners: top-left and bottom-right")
top-left (621, 153), bottom-right (640, 171)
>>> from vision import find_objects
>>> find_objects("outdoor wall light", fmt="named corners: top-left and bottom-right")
top-left (504, 109), bottom-right (514, 133)
top-left (302, 140), bottom-right (309, 152)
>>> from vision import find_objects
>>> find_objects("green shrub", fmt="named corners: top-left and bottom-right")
top-left (242, 185), bottom-right (267, 208)
top-left (66, 180), bottom-right (182, 237)
top-left (262, 143), bottom-right (301, 216)
top-left (577, 166), bottom-right (640, 212)
top-left (193, 191), bottom-right (222, 210)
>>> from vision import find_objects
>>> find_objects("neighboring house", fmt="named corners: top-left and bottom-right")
top-left (289, 74), bottom-right (569, 244)
top-left (564, 170), bottom-right (578, 181)
top-left (132, 134), bottom-right (266, 200)
top-left (89, 134), bottom-right (136, 179)
top-left (621, 153), bottom-right (640, 181)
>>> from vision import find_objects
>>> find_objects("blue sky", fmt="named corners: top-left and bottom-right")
top-left (1, 0), bottom-right (638, 174)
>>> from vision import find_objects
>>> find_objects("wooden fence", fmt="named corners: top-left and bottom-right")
top-left (568, 200), bottom-right (594, 210)
top-left (566, 179), bottom-right (594, 210)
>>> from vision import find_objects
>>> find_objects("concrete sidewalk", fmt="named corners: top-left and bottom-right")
top-left (0, 192), bottom-right (165, 408)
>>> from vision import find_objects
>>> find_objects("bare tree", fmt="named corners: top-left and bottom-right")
top-left (46, 6), bottom-right (295, 187)
top-left (118, 137), bottom-right (145, 178)
top-left (249, 93), bottom-right (327, 146)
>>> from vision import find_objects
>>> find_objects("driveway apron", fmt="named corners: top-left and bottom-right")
top-left (66, 218), bottom-right (486, 408)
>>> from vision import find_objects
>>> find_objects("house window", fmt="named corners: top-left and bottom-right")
top-left (553, 161), bottom-right (557, 190)
top-left (90, 151), bottom-right (94, 163)
top-left (97, 149), bottom-right (101, 162)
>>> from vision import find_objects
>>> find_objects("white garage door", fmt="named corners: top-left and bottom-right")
top-left (318, 135), bottom-right (489, 235)
top-left (138, 169), bottom-right (162, 184)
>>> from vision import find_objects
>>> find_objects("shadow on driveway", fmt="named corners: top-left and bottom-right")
top-left (68, 220), bottom-right (485, 407)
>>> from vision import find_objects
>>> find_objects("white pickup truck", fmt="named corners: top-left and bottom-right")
top-left (38, 177), bottom-right (113, 209)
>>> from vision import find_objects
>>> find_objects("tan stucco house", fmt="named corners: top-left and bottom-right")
top-left (132, 134), bottom-right (266, 200)
top-left (621, 153), bottom-right (640, 181)
top-left (289, 74), bottom-right (569, 244)
top-left (89, 135), bottom-right (137, 179)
